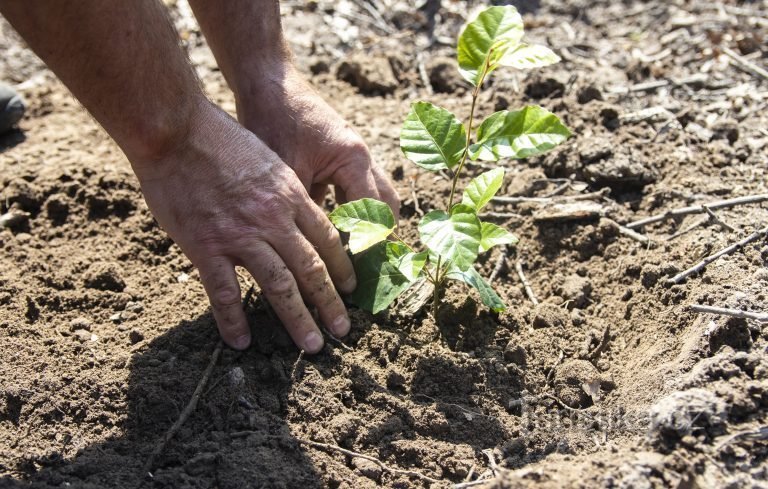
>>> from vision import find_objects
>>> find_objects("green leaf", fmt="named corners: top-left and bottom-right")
top-left (348, 242), bottom-right (412, 314)
top-left (329, 198), bottom-right (395, 254)
top-left (461, 168), bottom-right (505, 212)
top-left (418, 207), bottom-right (481, 271)
top-left (469, 106), bottom-right (571, 162)
top-left (457, 6), bottom-right (524, 86)
top-left (400, 102), bottom-right (467, 171)
top-left (479, 222), bottom-right (518, 253)
top-left (385, 242), bottom-right (427, 282)
top-left (446, 265), bottom-right (506, 312)
top-left (499, 43), bottom-right (560, 70)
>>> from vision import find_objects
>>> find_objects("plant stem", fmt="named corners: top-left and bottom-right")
top-left (432, 256), bottom-right (441, 320)
top-left (446, 55), bottom-right (492, 209)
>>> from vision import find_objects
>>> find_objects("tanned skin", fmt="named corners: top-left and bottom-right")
top-left (0, 0), bottom-right (399, 354)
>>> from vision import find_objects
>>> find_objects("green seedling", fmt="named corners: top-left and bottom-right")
top-left (330, 5), bottom-right (571, 318)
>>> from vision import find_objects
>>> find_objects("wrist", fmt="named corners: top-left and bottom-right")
top-left (127, 94), bottom-right (213, 182)
top-left (230, 52), bottom-right (299, 116)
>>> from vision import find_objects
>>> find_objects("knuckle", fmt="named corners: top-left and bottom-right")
top-left (262, 271), bottom-right (296, 298)
top-left (257, 193), bottom-right (288, 216)
top-left (318, 225), bottom-right (342, 250)
top-left (210, 286), bottom-right (241, 310)
top-left (304, 256), bottom-right (328, 280)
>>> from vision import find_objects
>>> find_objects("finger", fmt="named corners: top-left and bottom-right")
top-left (295, 198), bottom-right (356, 295)
top-left (275, 229), bottom-right (351, 337)
top-left (241, 242), bottom-right (325, 354)
top-left (372, 164), bottom-right (401, 223)
top-left (330, 160), bottom-right (382, 204)
top-left (197, 257), bottom-right (250, 350)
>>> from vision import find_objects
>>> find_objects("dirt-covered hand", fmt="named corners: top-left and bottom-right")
top-left (133, 101), bottom-right (355, 353)
top-left (235, 66), bottom-right (400, 218)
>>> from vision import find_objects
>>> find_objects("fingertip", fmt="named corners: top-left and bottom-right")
top-left (332, 314), bottom-right (351, 337)
top-left (339, 273), bottom-right (357, 295)
top-left (303, 331), bottom-right (324, 354)
top-left (230, 333), bottom-right (252, 350)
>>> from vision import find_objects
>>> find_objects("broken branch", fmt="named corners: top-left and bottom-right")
top-left (690, 304), bottom-right (768, 323)
top-left (667, 225), bottom-right (768, 284)
top-left (626, 194), bottom-right (768, 229)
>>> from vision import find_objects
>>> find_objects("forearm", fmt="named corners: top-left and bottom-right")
top-left (0, 0), bottom-right (203, 168)
top-left (187, 0), bottom-right (292, 105)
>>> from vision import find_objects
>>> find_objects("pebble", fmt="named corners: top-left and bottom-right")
top-left (128, 329), bottom-right (144, 344)
top-left (69, 316), bottom-right (92, 332)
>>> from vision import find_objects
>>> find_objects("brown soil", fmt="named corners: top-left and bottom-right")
top-left (2, 1), bottom-right (767, 488)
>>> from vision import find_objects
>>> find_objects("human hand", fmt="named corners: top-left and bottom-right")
top-left (234, 65), bottom-right (400, 217)
top-left (133, 100), bottom-right (356, 353)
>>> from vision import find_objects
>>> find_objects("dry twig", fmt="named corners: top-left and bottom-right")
top-left (722, 45), bottom-right (768, 82)
top-left (302, 439), bottom-right (442, 484)
top-left (690, 304), bottom-right (768, 323)
top-left (143, 285), bottom-right (254, 474)
top-left (626, 194), bottom-right (768, 229)
top-left (586, 324), bottom-right (611, 361)
top-left (667, 225), bottom-right (768, 284)
top-left (488, 246), bottom-right (509, 284)
top-left (603, 218), bottom-right (654, 246)
top-left (514, 259), bottom-right (539, 306)
top-left (703, 206), bottom-right (736, 233)
top-left (491, 187), bottom-right (609, 205)
top-left (143, 341), bottom-right (223, 474)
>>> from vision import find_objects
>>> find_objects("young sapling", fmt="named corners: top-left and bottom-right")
top-left (330, 5), bottom-right (571, 317)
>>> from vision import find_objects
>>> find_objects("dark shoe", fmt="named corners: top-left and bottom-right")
top-left (0, 82), bottom-right (25, 134)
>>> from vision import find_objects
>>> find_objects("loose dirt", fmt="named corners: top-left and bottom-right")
top-left (1, 1), bottom-right (767, 488)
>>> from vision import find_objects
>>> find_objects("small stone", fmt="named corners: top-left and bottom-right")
top-left (129, 329), bottom-right (144, 344)
top-left (124, 301), bottom-right (143, 313)
top-left (686, 122), bottom-right (713, 142)
top-left (228, 367), bottom-right (245, 387)
top-left (72, 329), bottom-right (92, 342)
top-left (503, 342), bottom-right (526, 366)
top-left (353, 457), bottom-right (382, 480)
top-left (83, 263), bottom-right (126, 292)
top-left (109, 312), bottom-right (122, 323)
top-left (176, 272), bottom-right (190, 283)
top-left (69, 317), bottom-right (92, 332)
top-left (120, 310), bottom-right (138, 321)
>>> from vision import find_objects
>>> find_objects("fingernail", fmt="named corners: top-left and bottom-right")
top-left (304, 331), bottom-right (324, 353)
top-left (233, 334), bottom-right (251, 350)
top-left (341, 275), bottom-right (357, 294)
top-left (332, 314), bottom-right (350, 336)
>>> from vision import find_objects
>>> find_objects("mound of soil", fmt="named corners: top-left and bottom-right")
top-left (2, 1), bottom-right (767, 488)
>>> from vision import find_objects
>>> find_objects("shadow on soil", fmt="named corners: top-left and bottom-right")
top-left (0, 128), bottom-right (25, 153)
top-left (1, 308), bottom-right (324, 488)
